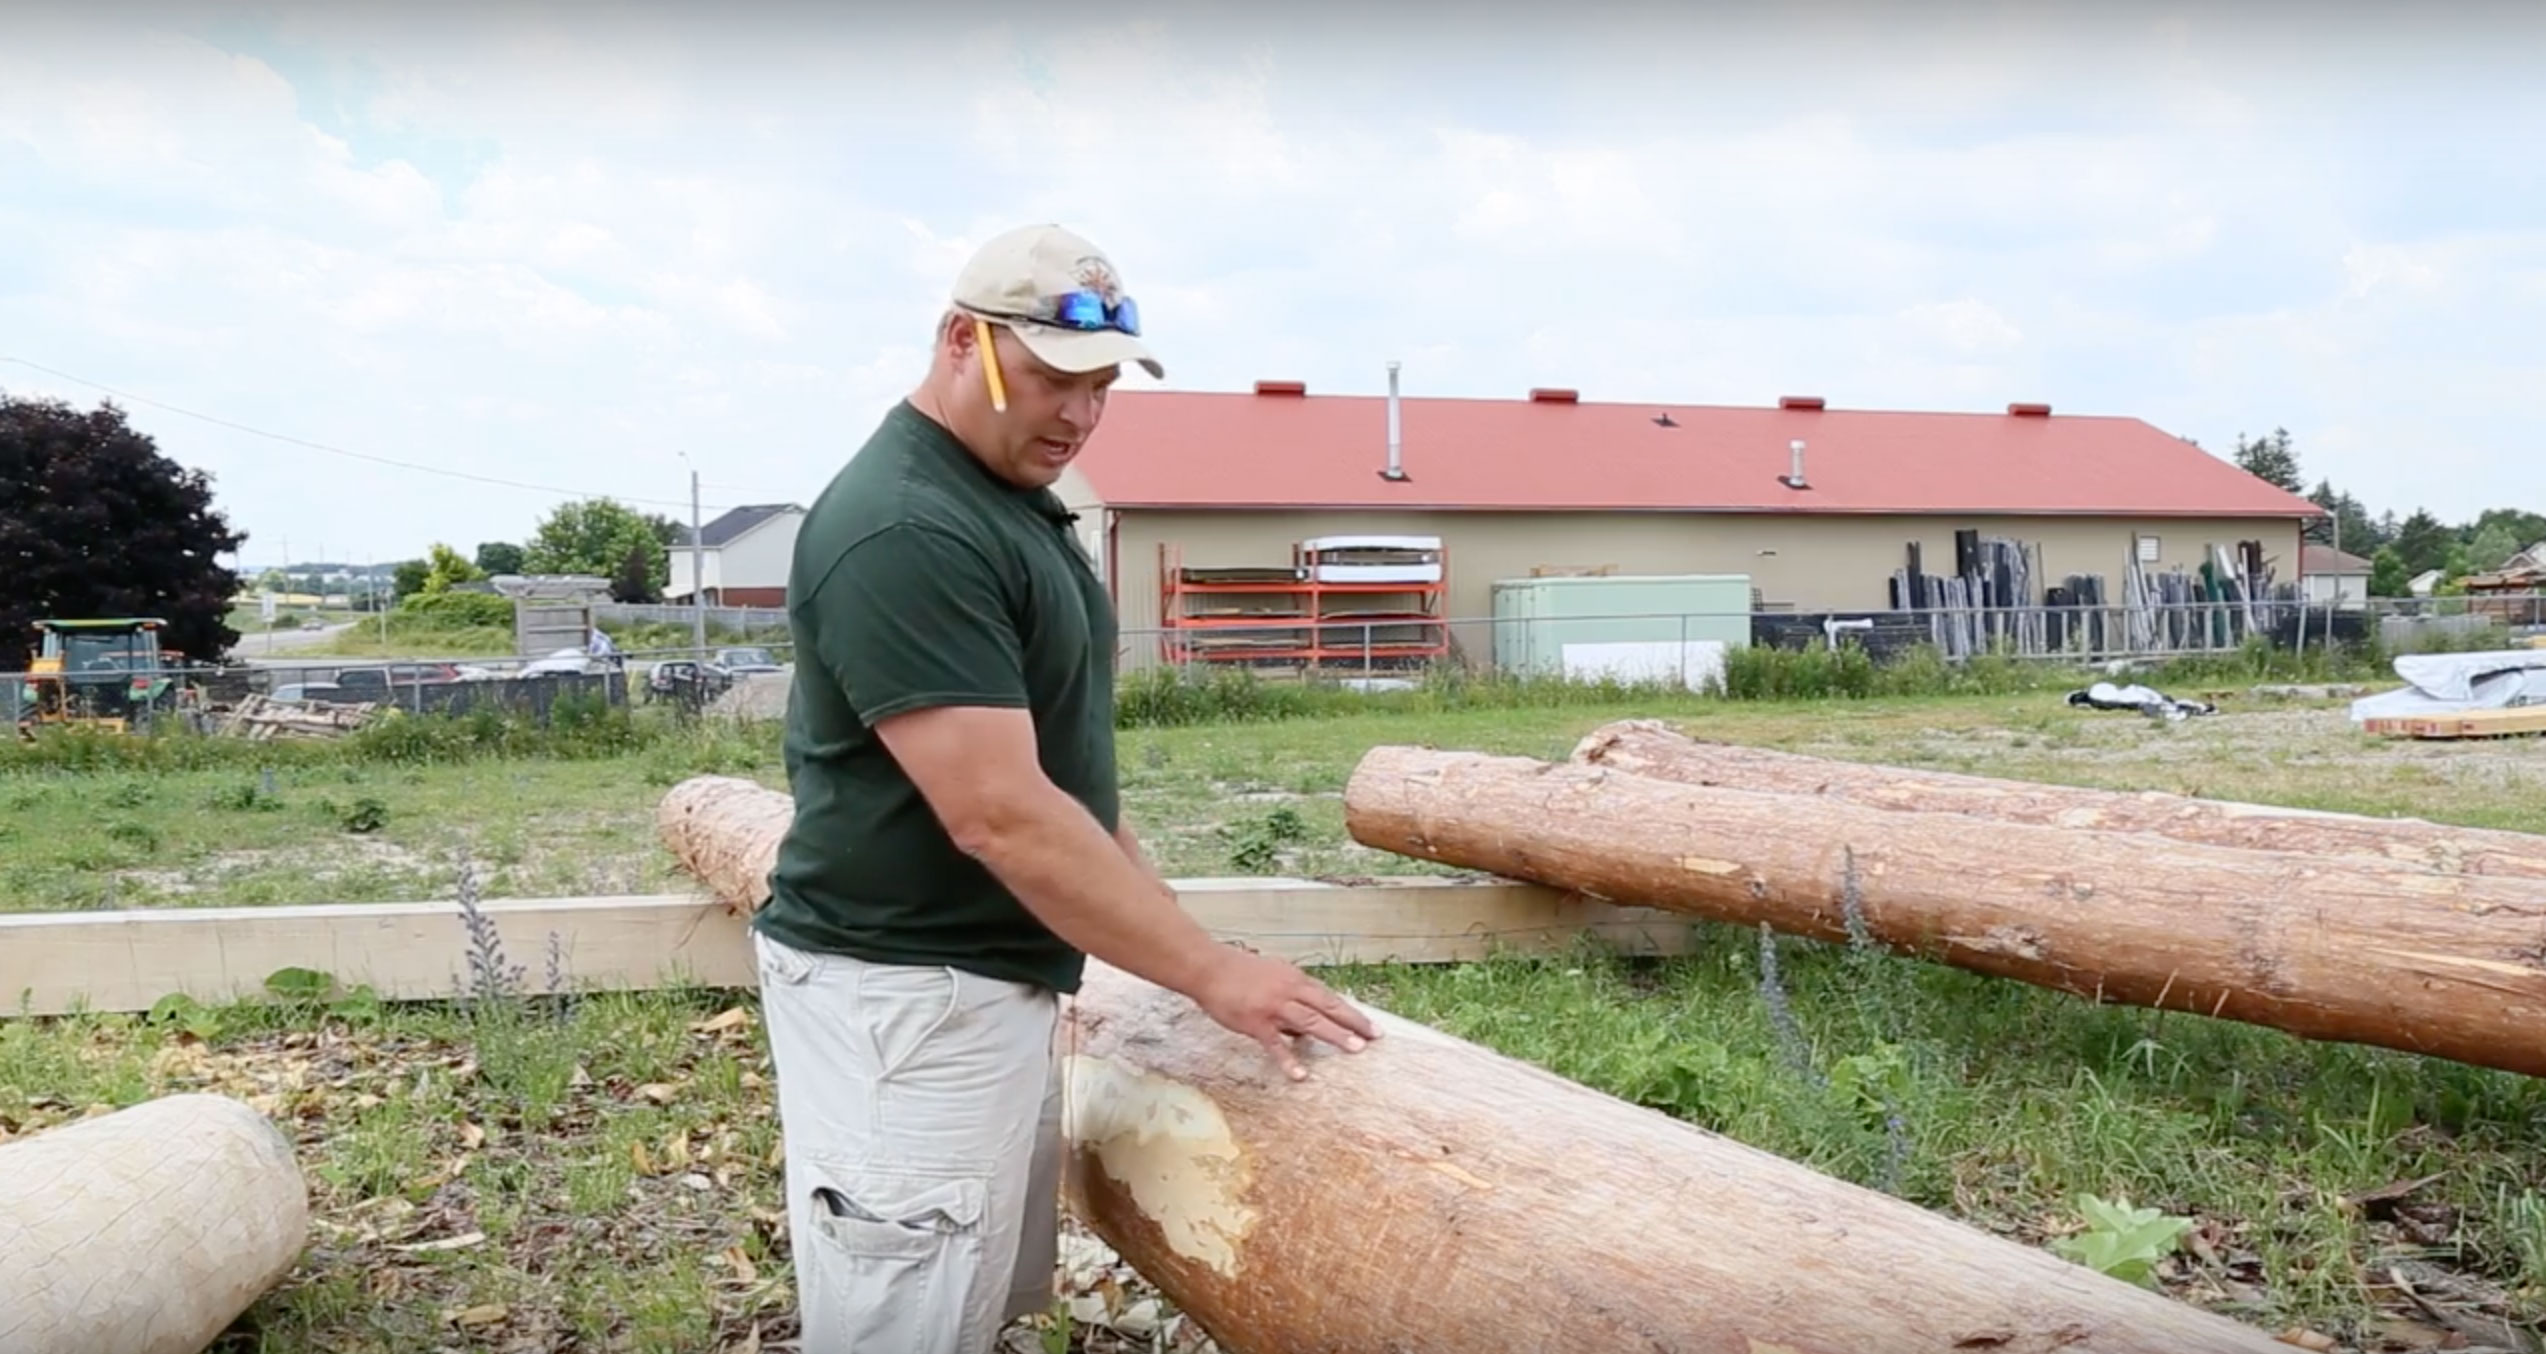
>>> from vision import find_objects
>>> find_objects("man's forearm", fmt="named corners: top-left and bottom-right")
top-left (1114, 819), bottom-right (1172, 891)
top-left (963, 785), bottom-right (1228, 996)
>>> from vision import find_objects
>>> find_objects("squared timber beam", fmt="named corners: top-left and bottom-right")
top-left (0, 878), bottom-right (1697, 1019)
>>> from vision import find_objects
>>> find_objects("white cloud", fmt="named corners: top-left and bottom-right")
top-left (0, 1), bottom-right (2540, 569)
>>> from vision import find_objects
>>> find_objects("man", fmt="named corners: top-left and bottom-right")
top-left (752, 223), bottom-right (1380, 1353)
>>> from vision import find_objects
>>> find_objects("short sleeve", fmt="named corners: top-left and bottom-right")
top-left (805, 523), bottom-right (1027, 723)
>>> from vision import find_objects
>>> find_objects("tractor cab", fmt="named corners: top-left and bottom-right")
top-left (18, 618), bottom-right (180, 734)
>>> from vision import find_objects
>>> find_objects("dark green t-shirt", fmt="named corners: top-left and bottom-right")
top-left (752, 400), bottom-right (1119, 994)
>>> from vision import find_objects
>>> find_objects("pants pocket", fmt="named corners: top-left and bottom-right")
top-left (800, 1165), bottom-right (992, 1353)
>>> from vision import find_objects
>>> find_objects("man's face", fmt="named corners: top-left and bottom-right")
top-left (959, 319), bottom-right (1118, 490)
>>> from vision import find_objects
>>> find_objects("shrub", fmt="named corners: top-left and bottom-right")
top-left (397, 591), bottom-right (515, 629)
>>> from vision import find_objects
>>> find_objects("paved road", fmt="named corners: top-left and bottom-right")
top-left (233, 622), bottom-right (361, 667)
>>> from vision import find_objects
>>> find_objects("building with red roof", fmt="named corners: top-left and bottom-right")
top-left (1055, 378), bottom-right (2327, 672)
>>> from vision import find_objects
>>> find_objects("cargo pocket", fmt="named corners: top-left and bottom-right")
top-left (799, 1165), bottom-right (989, 1352)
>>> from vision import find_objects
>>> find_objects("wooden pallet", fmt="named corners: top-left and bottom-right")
top-left (2362, 705), bottom-right (2546, 740)
top-left (217, 692), bottom-right (382, 740)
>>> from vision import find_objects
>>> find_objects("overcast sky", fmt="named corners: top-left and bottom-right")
top-left (3, 1), bottom-right (2540, 570)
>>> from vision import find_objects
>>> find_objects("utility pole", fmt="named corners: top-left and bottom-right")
top-left (689, 465), bottom-right (707, 655)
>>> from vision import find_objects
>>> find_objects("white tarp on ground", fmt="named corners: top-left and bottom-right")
top-left (2348, 648), bottom-right (2546, 723)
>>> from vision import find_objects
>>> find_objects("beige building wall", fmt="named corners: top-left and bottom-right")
top-left (1084, 505), bottom-right (2303, 667)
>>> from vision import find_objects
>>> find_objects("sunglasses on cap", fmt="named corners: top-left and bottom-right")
top-left (979, 289), bottom-right (1142, 337)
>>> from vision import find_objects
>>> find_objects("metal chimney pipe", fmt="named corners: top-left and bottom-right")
top-left (1786, 438), bottom-right (1807, 488)
top-left (1383, 361), bottom-right (1407, 480)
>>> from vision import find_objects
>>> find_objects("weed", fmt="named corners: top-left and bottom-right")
top-left (1222, 804), bottom-right (1308, 873)
top-left (2051, 1194), bottom-right (2197, 1286)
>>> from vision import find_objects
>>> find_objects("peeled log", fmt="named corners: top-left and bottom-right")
top-left (1063, 957), bottom-right (2293, 1353)
top-left (1573, 718), bottom-right (2546, 879)
top-left (657, 773), bottom-right (793, 911)
top-left (1345, 745), bottom-right (2546, 1078)
top-left (0, 1093), bottom-right (310, 1354)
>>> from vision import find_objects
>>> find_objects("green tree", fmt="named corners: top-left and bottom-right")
top-left (610, 542), bottom-right (660, 604)
top-left (524, 498), bottom-right (668, 592)
top-left (2232, 428), bottom-right (2303, 493)
top-left (421, 542), bottom-right (485, 595)
top-left (391, 559), bottom-right (429, 601)
top-left (2467, 522), bottom-right (2522, 574)
top-left (2303, 480), bottom-right (2385, 551)
top-left (2390, 510), bottom-right (2454, 577)
top-left (474, 541), bottom-right (526, 575)
top-left (0, 391), bottom-right (245, 669)
top-left (2368, 547), bottom-right (2409, 598)
top-left (2469, 508), bottom-right (2545, 557)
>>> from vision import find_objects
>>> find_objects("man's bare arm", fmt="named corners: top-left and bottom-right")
top-left (873, 704), bottom-right (1377, 1074)
top-left (1113, 819), bottom-right (1172, 892)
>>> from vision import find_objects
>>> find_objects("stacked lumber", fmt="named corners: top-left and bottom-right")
top-left (657, 774), bottom-right (2296, 1353)
top-left (1344, 722), bottom-right (2546, 1079)
top-left (2360, 706), bottom-right (2546, 740)
top-left (219, 692), bottom-right (381, 740)
top-left (0, 1093), bottom-right (310, 1354)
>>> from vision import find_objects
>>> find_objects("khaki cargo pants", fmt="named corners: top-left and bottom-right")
top-left (754, 930), bottom-right (1064, 1353)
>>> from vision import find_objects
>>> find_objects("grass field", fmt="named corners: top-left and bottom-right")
top-left (3, 683), bottom-right (2543, 1353)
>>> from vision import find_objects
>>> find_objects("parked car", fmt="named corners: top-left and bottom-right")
top-left (711, 646), bottom-right (784, 675)
top-left (646, 658), bottom-right (733, 705)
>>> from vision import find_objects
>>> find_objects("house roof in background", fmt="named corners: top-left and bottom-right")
top-left (2301, 544), bottom-right (2374, 574)
top-left (680, 503), bottom-right (803, 549)
top-left (1070, 387), bottom-right (2327, 519)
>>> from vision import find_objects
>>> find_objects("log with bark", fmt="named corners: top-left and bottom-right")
top-left (0, 1092), bottom-right (310, 1354)
top-left (1572, 718), bottom-right (2546, 879)
top-left (1061, 960), bottom-right (2302, 1353)
top-left (657, 773), bottom-right (793, 911)
top-left (1344, 744), bottom-right (2546, 1079)
top-left (661, 775), bottom-right (2295, 1352)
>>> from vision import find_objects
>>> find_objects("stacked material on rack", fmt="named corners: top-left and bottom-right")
top-left (1299, 534), bottom-right (1443, 583)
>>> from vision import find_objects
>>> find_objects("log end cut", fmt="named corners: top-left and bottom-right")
top-left (657, 774), bottom-right (795, 912)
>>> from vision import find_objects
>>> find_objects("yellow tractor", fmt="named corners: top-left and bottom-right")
top-left (11, 618), bottom-right (194, 736)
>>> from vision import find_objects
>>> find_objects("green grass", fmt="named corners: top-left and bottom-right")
top-left (3, 678), bottom-right (2544, 1350)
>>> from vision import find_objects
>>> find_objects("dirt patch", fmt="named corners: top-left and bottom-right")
top-left (113, 839), bottom-right (435, 902)
top-left (1872, 705), bottom-right (2545, 779)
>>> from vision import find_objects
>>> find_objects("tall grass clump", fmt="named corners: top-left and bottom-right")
top-left (1716, 640), bottom-right (2064, 702)
top-left (0, 700), bottom-right (738, 776)
top-left (1111, 661), bottom-right (1708, 730)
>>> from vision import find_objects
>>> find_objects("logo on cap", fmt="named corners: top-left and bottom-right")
top-left (1071, 256), bottom-right (1123, 305)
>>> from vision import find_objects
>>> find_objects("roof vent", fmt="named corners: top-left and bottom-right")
top-left (1380, 361), bottom-right (1408, 482)
top-left (1255, 380), bottom-right (1307, 397)
top-left (2007, 402), bottom-right (2051, 417)
top-left (1778, 395), bottom-right (1826, 411)
top-left (1529, 387), bottom-right (1579, 404)
top-left (1780, 438), bottom-right (1810, 490)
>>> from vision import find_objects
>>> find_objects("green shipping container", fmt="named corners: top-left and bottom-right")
top-left (1491, 574), bottom-right (1752, 688)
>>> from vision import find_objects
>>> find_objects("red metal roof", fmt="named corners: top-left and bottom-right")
top-left (1074, 389), bottom-right (2327, 519)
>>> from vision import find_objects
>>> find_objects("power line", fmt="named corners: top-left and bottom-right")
top-left (0, 355), bottom-right (750, 514)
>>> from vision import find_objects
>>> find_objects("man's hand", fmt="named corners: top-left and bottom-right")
top-left (1189, 947), bottom-right (1382, 1081)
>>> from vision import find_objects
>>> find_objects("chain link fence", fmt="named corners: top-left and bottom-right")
top-left (6, 592), bottom-right (2537, 736)
top-left (1111, 592), bottom-right (2545, 684)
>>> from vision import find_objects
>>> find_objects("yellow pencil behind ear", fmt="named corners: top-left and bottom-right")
top-left (974, 318), bottom-right (1008, 412)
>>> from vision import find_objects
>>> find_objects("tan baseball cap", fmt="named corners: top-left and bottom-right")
top-left (950, 224), bottom-right (1163, 379)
